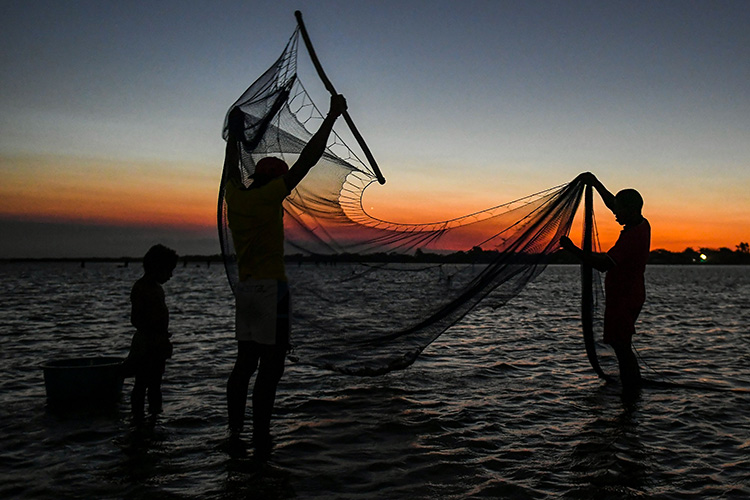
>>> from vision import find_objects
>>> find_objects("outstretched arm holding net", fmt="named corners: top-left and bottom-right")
top-left (284, 94), bottom-right (348, 191)
top-left (560, 172), bottom-right (614, 272)
top-left (580, 172), bottom-right (616, 212)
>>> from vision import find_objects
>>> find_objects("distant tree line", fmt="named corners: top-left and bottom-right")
top-left (4, 242), bottom-right (749, 265)
top-left (645, 243), bottom-right (750, 265)
top-left (285, 241), bottom-right (750, 265)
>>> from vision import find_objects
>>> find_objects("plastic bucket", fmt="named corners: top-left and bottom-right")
top-left (42, 357), bottom-right (124, 405)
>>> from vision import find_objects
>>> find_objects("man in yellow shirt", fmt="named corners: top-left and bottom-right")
top-left (223, 94), bottom-right (347, 460)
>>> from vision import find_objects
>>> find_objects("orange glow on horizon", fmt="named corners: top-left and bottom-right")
top-left (2, 154), bottom-right (747, 253)
top-left (360, 187), bottom-right (749, 253)
top-left (1, 154), bottom-right (216, 230)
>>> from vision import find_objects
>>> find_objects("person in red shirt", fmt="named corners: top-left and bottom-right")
top-left (561, 172), bottom-right (650, 397)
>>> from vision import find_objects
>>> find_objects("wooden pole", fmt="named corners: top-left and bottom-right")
top-left (582, 184), bottom-right (594, 343)
top-left (582, 183), bottom-right (608, 380)
top-left (294, 11), bottom-right (386, 185)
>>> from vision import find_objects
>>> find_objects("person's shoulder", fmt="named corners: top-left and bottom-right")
top-left (131, 276), bottom-right (147, 292)
top-left (256, 176), bottom-right (290, 199)
top-left (225, 180), bottom-right (259, 210)
top-left (271, 176), bottom-right (291, 195)
top-left (624, 217), bottom-right (649, 233)
top-left (225, 179), bottom-right (247, 196)
top-left (131, 276), bottom-right (162, 298)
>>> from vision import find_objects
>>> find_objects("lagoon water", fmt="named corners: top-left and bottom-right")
top-left (1, 262), bottom-right (748, 499)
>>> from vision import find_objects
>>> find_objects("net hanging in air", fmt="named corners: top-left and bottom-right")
top-left (218, 18), bottom-right (606, 377)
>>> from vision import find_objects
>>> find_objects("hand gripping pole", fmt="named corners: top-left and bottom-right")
top-left (295, 11), bottom-right (385, 185)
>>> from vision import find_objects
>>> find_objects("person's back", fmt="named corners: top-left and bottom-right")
top-left (225, 174), bottom-right (289, 282)
top-left (603, 216), bottom-right (650, 345)
top-left (130, 274), bottom-right (171, 356)
top-left (605, 219), bottom-right (650, 296)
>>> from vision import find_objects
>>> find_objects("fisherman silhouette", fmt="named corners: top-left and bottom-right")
top-left (561, 172), bottom-right (650, 398)
top-left (223, 94), bottom-right (348, 460)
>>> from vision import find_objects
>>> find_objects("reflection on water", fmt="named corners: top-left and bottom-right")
top-left (0, 263), bottom-right (749, 499)
top-left (569, 393), bottom-right (647, 498)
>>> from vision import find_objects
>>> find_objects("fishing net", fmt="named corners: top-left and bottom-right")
top-left (218, 24), bottom-right (598, 376)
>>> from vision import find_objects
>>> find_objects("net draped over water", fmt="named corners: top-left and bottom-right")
top-left (218, 26), bottom-right (593, 375)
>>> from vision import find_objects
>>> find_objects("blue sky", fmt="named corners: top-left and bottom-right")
top-left (1, 0), bottom-right (748, 257)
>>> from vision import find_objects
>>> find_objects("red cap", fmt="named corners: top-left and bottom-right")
top-left (254, 157), bottom-right (289, 178)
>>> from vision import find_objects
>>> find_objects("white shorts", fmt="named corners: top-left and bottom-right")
top-left (234, 279), bottom-right (290, 346)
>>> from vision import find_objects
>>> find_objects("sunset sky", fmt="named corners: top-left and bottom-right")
top-left (1, 0), bottom-right (748, 258)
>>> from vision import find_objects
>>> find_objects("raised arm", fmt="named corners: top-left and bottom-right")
top-left (284, 94), bottom-right (347, 191)
top-left (223, 108), bottom-right (244, 185)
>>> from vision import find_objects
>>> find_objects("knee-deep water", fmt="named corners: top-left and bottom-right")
top-left (1, 262), bottom-right (748, 499)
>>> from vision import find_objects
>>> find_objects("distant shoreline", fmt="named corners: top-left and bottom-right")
top-left (2, 247), bottom-right (749, 266)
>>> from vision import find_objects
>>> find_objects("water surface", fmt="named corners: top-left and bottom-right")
top-left (1, 263), bottom-right (748, 499)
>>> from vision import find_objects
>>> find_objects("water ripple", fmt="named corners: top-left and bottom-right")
top-left (1, 263), bottom-right (749, 499)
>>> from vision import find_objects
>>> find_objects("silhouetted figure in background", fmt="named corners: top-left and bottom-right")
top-left (561, 172), bottom-right (650, 398)
top-left (224, 94), bottom-right (348, 460)
top-left (125, 244), bottom-right (178, 423)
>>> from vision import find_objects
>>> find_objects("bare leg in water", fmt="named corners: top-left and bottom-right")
top-left (612, 341), bottom-right (642, 398)
top-left (227, 341), bottom-right (285, 459)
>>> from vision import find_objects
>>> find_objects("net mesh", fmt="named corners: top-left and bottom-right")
top-left (218, 27), bottom-right (598, 376)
